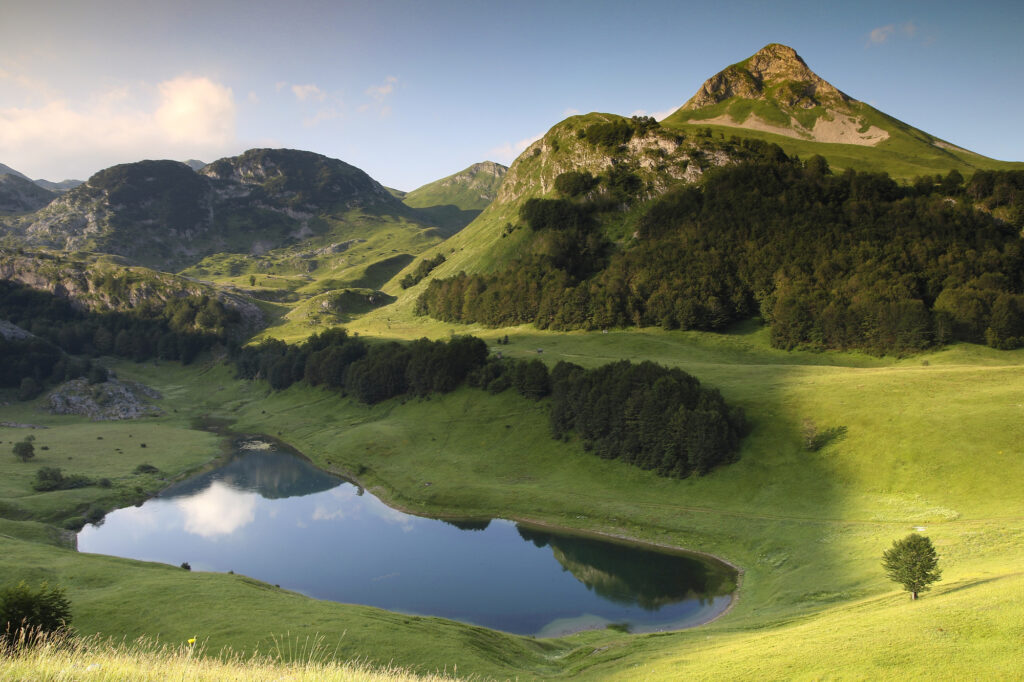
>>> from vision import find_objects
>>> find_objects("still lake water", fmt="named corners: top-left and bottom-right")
top-left (78, 442), bottom-right (736, 636)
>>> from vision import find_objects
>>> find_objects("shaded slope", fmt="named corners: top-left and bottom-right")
top-left (7, 149), bottom-right (439, 272)
top-left (402, 161), bottom-right (508, 236)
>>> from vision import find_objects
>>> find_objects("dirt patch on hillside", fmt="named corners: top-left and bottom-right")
top-left (694, 112), bottom-right (889, 147)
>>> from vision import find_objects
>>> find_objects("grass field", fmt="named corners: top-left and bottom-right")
top-left (2, 321), bottom-right (1024, 679)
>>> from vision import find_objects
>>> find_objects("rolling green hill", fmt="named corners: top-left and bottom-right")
top-left (401, 161), bottom-right (508, 235)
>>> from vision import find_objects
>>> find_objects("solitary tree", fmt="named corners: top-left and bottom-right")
top-left (882, 533), bottom-right (942, 600)
top-left (12, 440), bottom-right (34, 463)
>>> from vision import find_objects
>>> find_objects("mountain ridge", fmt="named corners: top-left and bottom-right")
top-left (2, 149), bottom-right (439, 272)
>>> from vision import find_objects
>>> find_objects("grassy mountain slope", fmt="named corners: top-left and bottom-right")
top-left (662, 43), bottom-right (1024, 179)
top-left (401, 161), bottom-right (508, 235)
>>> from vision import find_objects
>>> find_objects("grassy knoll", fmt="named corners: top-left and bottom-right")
top-left (2, 324), bottom-right (1024, 678)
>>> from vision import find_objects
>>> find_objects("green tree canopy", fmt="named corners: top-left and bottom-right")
top-left (12, 440), bottom-right (34, 463)
top-left (882, 533), bottom-right (942, 600)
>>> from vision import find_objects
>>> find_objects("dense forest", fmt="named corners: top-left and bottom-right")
top-left (467, 356), bottom-right (748, 477)
top-left (418, 149), bottom-right (1024, 354)
top-left (236, 331), bottom-right (746, 477)
top-left (0, 281), bottom-right (237, 395)
top-left (1, 279), bottom-right (745, 477)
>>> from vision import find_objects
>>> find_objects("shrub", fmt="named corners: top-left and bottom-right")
top-left (12, 440), bottom-right (34, 463)
top-left (31, 467), bottom-right (92, 492)
top-left (0, 581), bottom-right (72, 644)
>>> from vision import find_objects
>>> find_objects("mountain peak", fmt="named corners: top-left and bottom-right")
top-left (683, 43), bottom-right (846, 111)
top-left (661, 44), bottom-right (904, 148)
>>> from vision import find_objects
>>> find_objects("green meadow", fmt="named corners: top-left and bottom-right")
top-left (3, 319), bottom-right (1023, 679)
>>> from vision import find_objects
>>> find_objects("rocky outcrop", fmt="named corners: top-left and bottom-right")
top-left (683, 43), bottom-right (848, 110)
top-left (12, 149), bottom-right (415, 271)
top-left (0, 248), bottom-right (265, 335)
top-left (673, 44), bottom-right (889, 147)
top-left (495, 116), bottom-right (730, 205)
top-left (0, 319), bottom-right (35, 341)
top-left (47, 378), bottom-right (163, 421)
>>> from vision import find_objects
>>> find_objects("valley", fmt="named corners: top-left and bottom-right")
top-left (2, 41), bottom-right (1024, 681)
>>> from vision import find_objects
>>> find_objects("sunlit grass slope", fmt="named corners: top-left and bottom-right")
top-left (0, 631), bottom-right (462, 682)
top-left (3, 324), bottom-right (1023, 678)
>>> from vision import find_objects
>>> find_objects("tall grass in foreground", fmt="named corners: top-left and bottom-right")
top-left (0, 629), bottom-right (460, 681)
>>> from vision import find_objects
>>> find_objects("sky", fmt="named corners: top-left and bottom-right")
top-left (1, 0), bottom-right (1021, 191)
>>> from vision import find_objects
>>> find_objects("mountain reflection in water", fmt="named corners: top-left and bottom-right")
top-left (79, 443), bottom-right (736, 635)
top-left (517, 526), bottom-right (735, 610)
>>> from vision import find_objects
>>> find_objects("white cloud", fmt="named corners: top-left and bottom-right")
top-left (291, 83), bottom-right (326, 102)
top-left (154, 76), bottom-right (236, 145)
top-left (176, 481), bottom-right (257, 538)
top-left (489, 133), bottom-right (543, 164)
top-left (563, 107), bottom-right (581, 117)
top-left (0, 75), bottom-right (238, 179)
top-left (868, 22), bottom-right (918, 46)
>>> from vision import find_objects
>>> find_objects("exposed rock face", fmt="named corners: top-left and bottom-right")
top-left (0, 248), bottom-right (265, 335)
top-left (47, 378), bottom-right (163, 421)
top-left (200, 148), bottom-right (397, 210)
top-left (12, 149), bottom-right (411, 271)
top-left (683, 43), bottom-right (848, 110)
top-left (0, 319), bottom-right (35, 341)
top-left (674, 43), bottom-right (889, 147)
top-left (495, 116), bottom-right (730, 205)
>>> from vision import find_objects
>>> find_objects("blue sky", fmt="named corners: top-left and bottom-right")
top-left (1, 0), bottom-right (1021, 189)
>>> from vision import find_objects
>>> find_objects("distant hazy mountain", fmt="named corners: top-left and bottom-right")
top-left (33, 178), bottom-right (84, 193)
top-left (0, 163), bottom-right (30, 181)
top-left (9, 149), bottom-right (434, 271)
top-left (0, 173), bottom-right (57, 213)
top-left (402, 161), bottom-right (507, 235)
top-left (183, 159), bottom-right (207, 171)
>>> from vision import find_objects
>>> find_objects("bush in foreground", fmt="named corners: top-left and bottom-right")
top-left (0, 581), bottom-right (72, 644)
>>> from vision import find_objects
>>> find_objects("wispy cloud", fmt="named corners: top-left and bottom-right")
top-left (361, 76), bottom-right (398, 117)
top-left (303, 107), bottom-right (341, 128)
top-left (489, 133), bottom-right (543, 164)
top-left (366, 75), bottom-right (397, 101)
top-left (291, 83), bottom-right (326, 102)
top-left (0, 74), bottom-right (238, 178)
top-left (867, 22), bottom-right (918, 46)
top-left (563, 107), bottom-right (581, 117)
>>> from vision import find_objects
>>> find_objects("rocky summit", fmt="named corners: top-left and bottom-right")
top-left (668, 43), bottom-right (890, 146)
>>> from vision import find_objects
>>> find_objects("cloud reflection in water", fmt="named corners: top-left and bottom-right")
top-left (175, 480), bottom-right (259, 538)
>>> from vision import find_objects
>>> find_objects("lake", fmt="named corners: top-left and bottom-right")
top-left (77, 441), bottom-right (737, 636)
